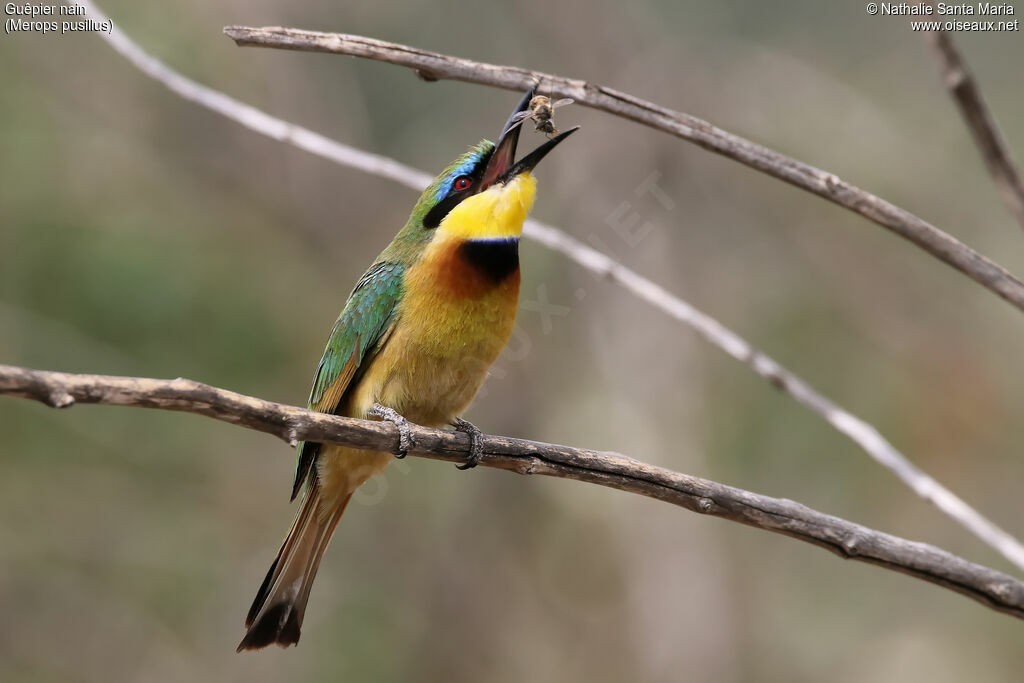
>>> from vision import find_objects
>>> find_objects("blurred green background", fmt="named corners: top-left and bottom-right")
top-left (3, 1), bottom-right (1024, 681)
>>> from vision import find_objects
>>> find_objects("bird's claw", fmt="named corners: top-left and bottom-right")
top-left (370, 403), bottom-right (414, 458)
top-left (451, 417), bottom-right (483, 470)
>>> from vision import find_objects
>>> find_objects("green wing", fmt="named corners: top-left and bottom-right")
top-left (291, 261), bottom-right (405, 499)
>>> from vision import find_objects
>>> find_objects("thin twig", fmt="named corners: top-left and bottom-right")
top-left (2, 364), bottom-right (1023, 621)
top-left (223, 25), bottom-right (1024, 314)
top-left (925, 29), bottom-right (1024, 231)
top-left (72, 1), bottom-right (432, 190)
top-left (66, 0), bottom-right (1024, 571)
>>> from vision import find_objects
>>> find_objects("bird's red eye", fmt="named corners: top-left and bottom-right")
top-left (454, 176), bottom-right (472, 191)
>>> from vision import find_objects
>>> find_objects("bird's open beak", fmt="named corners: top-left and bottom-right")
top-left (480, 85), bottom-right (579, 189)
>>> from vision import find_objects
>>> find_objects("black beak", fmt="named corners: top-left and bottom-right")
top-left (480, 85), bottom-right (578, 188)
top-left (504, 126), bottom-right (579, 179)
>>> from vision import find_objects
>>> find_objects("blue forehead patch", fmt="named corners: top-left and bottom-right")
top-left (435, 157), bottom-right (479, 201)
top-left (433, 140), bottom-right (495, 201)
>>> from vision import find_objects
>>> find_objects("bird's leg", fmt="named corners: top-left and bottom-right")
top-left (369, 403), bottom-right (414, 458)
top-left (451, 417), bottom-right (483, 470)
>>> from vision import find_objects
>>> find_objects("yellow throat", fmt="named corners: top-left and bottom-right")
top-left (437, 172), bottom-right (536, 241)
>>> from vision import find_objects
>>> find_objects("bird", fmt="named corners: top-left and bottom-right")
top-left (237, 86), bottom-right (578, 651)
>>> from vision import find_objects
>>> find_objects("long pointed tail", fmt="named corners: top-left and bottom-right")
top-left (237, 481), bottom-right (352, 651)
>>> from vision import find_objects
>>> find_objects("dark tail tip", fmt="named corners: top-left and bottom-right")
top-left (236, 602), bottom-right (303, 652)
top-left (245, 557), bottom-right (280, 627)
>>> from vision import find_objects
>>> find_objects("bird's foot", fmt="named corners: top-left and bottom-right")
top-left (369, 403), bottom-right (414, 458)
top-left (451, 417), bottom-right (483, 470)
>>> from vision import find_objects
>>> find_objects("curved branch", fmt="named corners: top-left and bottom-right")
top-left (925, 29), bottom-right (1024, 231)
top-left (223, 25), bottom-right (1024, 314)
top-left (58, 0), bottom-right (1024, 571)
top-left (2, 363), bottom-right (1024, 621)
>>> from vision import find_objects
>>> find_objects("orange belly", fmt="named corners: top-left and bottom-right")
top-left (351, 235), bottom-right (520, 425)
top-left (318, 235), bottom-right (520, 498)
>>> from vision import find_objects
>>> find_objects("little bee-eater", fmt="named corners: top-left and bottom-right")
top-left (238, 87), bottom-right (577, 651)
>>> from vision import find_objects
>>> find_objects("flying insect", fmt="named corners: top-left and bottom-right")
top-left (507, 94), bottom-right (575, 138)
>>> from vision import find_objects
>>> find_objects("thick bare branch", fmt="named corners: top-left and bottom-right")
top-left (63, 0), bottom-right (1024, 571)
top-left (223, 25), bottom-right (1024, 314)
top-left (925, 29), bottom-right (1024, 231)
top-left (2, 364), bottom-right (1024, 621)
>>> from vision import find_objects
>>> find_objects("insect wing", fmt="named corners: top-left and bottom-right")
top-left (505, 110), bottom-right (533, 131)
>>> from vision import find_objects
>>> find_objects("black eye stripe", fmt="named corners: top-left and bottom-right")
top-left (422, 146), bottom-right (497, 229)
top-left (423, 192), bottom-right (466, 229)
